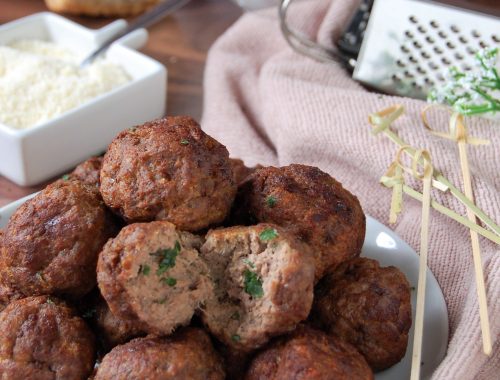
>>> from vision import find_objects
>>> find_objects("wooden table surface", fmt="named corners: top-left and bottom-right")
top-left (0, 0), bottom-right (242, 207)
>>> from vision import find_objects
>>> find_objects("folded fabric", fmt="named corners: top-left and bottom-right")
top-left (201, 0), bottom-right (500, 378)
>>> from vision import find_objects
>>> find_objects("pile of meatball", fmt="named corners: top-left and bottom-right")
top-left (0, 116), bottom-right (412, 380)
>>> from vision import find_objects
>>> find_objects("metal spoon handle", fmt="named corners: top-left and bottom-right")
top-left (81, 0), bottom-right (191, 67)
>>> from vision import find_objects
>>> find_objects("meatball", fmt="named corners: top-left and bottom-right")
top-left (97, 221), bottom-right (213, 335)
top-left (230, 158), bottom-right (262, 185)
top-left (232, 164), bottom-right (366, 281)
top-left (95, 327), bottom-right (225, 380)
top-left (0, 296), bottom-right (95, 380)
top-left (246, 326), bottom-right (373, 380)
top-left (100, 116), bottom-right (236, 231)
top-left (90, 294), bottom-right (145, 350)
top-left (0, 281), bottom-right (22, 313)
top-left (199, 224), bottom-right (315, 352)
top-left (312, 257), bottom-right (412, 371)
top-left (0, 179), bottom-right (116, 299)
top-left (70, 156), bottom-right (103, 187)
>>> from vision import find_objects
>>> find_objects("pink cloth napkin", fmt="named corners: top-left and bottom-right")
top-left (201, 0), bottom-right (500, 378)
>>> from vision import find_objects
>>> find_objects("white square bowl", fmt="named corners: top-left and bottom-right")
top-left (0, 12), bottom-right (167, 186)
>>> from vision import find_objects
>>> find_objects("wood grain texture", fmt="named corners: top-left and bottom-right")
top-left (0, 0), bottom-right (241, 206)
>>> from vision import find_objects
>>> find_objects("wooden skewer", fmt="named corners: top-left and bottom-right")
top-left (453, 114), bottom-right (492, 355)
top-left (396, 148), bottom-right (433, 380)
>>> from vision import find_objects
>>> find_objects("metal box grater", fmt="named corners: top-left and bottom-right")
top-left (280, 0), bottom-right (500, 100)
top-left (354, 0), bottom-right (500, 99)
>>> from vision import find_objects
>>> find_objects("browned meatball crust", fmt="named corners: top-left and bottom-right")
top-left (246, 325), bottom-right (373, 380)
top-left (0, 179), bottom-right (116, 299)
top-left (312, 257), bottom-right (412, 371)
top-left (97, 221), bottom-right (213, 335)
top-left (199, 224), bottom-right (315, 352)
top-left (230, 158), bottom-right (262, 185)
top-left (0, 296), bottom-right (95, 380)
top-left (232, 164), bottom-right (366, 281)
top-left (95, 328), bottom-right (225, 380)
top-left (71, 156), bottom-right (103, 187)
top-left (91, 294), bottom-right (145, 350)
top-left (100, 116), bottom-right (236, 231)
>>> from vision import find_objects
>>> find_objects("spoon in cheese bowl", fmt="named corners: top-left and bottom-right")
top-left (81, 0), bottom-right (191, 67)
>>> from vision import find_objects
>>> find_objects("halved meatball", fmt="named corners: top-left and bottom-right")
top-left (97, 221), bottom-right (213, 335)
top-left (100, 116), bottom-right (236, 231)
top-left (246, 325), bottom-right (373, 380)
top-left (232, 164), bottom-right (366, 281)
top-left (70, 156), bottom-right (103, 188)
top-left (0, 296), bottom-right (95, 380)
top-left (0, 179), bottom-right (116, 299)
top-left (312, 257), bottom-right (412, 371)
top-left (95, 328), bottom-right (225, 380)
top-left (199, 224), bottom-right (315, 352)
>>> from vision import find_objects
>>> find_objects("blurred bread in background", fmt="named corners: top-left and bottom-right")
top-left (45, 0), bottom-right (163, 17)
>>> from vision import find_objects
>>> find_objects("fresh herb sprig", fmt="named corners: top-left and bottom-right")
top-left (150, 241), bottom-right (181, 276)
top-left (428, 48), bottom-right (500, 116)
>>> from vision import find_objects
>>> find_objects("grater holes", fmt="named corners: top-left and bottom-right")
top-left (437, 73), bottom-right (446, 82)
top-left (428, 61), bottom-right (438, 70)
top-left (424, 77), bottom-right (435, 86)
top-left (450, 25), bottom-right (460, 33)
top-left (396, 59), bottom-right (406, 68)
top-left (401, 45), bottom-right (410, 53)
top-left (391, 74), bottom-right (402, 82)
top-left (413, 40), bottom-right (422, 49)
top-left (416, 66), bottom-right (427, 74)
top-left (421, 51), bottom-right (431, 59)
top-left (441, 57), bottom-right (451, 65)
top-left (466, 46), bottom-right (476, 55)
top-left (462, 64), bottom-right (472, 71)
top-left (446, 41), bottom-right (455, 49)
top-left (409, 15), bottom-right (418, 23)
top-left (409, 55), bottom-right (418, 63)
top-left (479, 41), bottom-right (489, 48)
top-left (454, 52), bottom-right (464, 60)
top-left (405, 30), bottom-right (414, 39)
top-left (492, 35), bottom-right (500, 43)
top-left (471, 30), bottom-right (481, 38)
top-left (458, 36), bottom-right (468, 44)
top-left (433, 46), bottom-right (443, 54)
top-left (417, 25), bottom-right (427, 34)
top-left (404, 70), bottom-right (414, 78)
top-left (430, 20), bottom-right (439, 29)
top-left (425, 36), bottom-right (435, 44)
top-left (438, 31), bottom-right (447, 39)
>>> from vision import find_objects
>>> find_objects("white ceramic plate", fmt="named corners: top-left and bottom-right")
top-left (0, 197), bottom-right (448, 379)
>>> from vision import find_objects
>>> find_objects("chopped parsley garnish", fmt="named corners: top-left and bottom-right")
top-left (180, 139), bottom-right (190, 145)
top-left (231, 311), bottom-right (240, 320)
top-left (61, 174), bottom-right (70, 181)
top-left (242, 258), bottom-right (255, 268)
top-left (243, 269), bottom-right (264, 298)
top-left (162, 277), bottom-right (177, 287)
top-left (266, 195), bottom-right (277, 208)
top-left (82, 308), bottom-right (97, 319)
top-left (259, 228), bottom-right (278, 242)
top-left (150, 241), bottom-right (181, 276)
top-left (231, 334), bottom-right (241, 342)
top-left (139, 264), bottom-right (150, 276)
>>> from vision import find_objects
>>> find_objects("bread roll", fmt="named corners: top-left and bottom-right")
top-left (45, 0), bottom-right (163, 17)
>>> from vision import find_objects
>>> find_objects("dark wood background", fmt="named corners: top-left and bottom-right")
top-left (0, 0), bottom-right (498, 206)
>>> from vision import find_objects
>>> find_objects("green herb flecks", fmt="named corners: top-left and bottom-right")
top-left (243, 269), bottom-right (264, 298)
top-left (231, 334), bottom-right (241, 342)
top-left (150, 241), bottom-right (181, 276)
top-left (242, 258), bottom-right (255, 268)
top-left (82, 308), bottom-right (97, 319)
top-left (259, 228), bottom-right (278, 242)
top-left (266, 195), bottom-right (277, 208)
top-left (180, 139), bottom-right (190, 145)
top-left (139, 264), bottom-right (150, 276)
top-left (162, 277), bottom-right (177, 287)
top-left (428, 47), bottom-right (500, 116)
top-left (61, 174), bottom-right (70, 181)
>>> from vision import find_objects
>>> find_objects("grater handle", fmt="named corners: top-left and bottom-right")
top-left (279, 0), bottom-right (355, 69)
